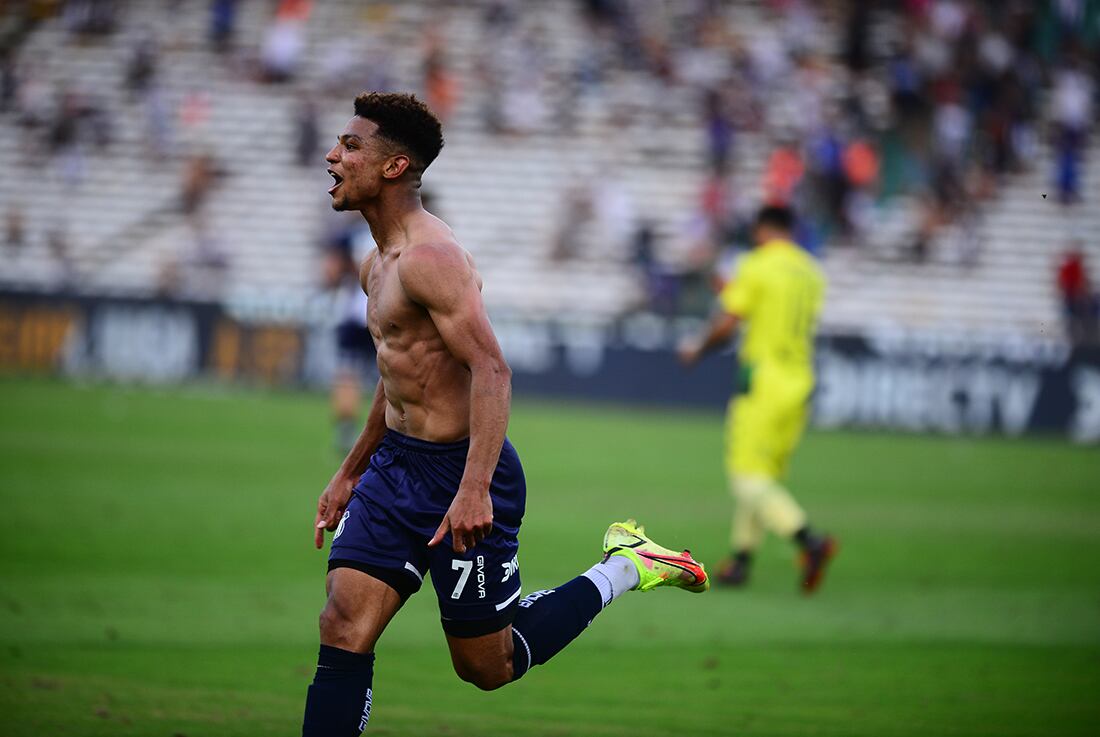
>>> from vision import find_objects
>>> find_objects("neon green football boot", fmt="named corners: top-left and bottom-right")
top-left (603, 519), bottom-right (709, 593)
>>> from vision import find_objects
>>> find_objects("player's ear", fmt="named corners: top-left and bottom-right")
top-left (382, 154), bottom-right (410, 180)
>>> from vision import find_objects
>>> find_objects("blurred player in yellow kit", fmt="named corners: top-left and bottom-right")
top-left (680, 206), bottom-right (837, 593)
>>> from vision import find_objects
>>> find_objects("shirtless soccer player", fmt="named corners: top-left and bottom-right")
top-left (302, 92), bottom-right (709, 736)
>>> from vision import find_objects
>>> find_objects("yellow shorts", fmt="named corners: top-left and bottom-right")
top-left (724, 370), bottom-right (812, 479)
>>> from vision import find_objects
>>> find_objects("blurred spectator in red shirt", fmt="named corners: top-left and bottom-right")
top-left (763, 141), bottom-right (804, 206)
top-left (1058, 243), bottom-right (1097, 344)
top-left (842, 137), bottom-right (879, 241)
top-left (843, 139), bottom-right (879, 190)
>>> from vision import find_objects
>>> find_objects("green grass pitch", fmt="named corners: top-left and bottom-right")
top-left (1, 377), bottom-right (1098, 736)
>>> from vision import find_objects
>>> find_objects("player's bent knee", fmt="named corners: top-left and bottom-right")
top-left (449, 647), bottom-right (514, 691)
top-left (318, 597), bottom-right (369, 651)
top-left (317, 601), bottom-right (348, 641)
top-left (445, 624), bottom-right (516, 690)
top-left (453, 660), bottom-right (512, 691)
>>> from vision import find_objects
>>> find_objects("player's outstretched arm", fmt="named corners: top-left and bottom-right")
top-left (314, 377), bottom-right (388, 549)
top-left (399, 243), bottom-right (511, 554)
top-left (679, 310), bottom-right (740, 366)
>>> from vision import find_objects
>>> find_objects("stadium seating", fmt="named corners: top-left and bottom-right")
top-left (0, 0), bottom-right (1095, 336)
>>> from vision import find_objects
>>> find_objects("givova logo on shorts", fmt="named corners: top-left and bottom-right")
top-left (358, 687), bottom-right (373, 730)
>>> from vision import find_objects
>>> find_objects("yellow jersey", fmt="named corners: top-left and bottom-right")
top-left (718, 239), bottom-right (825, 372)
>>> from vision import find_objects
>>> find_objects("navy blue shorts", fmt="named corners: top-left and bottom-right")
top-left (329, 430), bottom-right (526, 637)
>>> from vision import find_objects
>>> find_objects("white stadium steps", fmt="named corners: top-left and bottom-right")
top-left (0, 0), bottom-right (1095, 337)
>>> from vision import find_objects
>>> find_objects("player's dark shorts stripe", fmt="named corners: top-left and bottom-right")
top-left (329, 559), bottom-right (423, 602)
top-left (440, 602), bottom-right (517, 638)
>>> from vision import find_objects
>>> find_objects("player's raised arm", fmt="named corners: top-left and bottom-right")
top-left (680, 259), bottom-right (757, 366)
top-left (399, 243), bottom-right (511, 554)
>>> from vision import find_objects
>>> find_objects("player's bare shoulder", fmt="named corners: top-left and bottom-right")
top-left (397, 215), bottom-right (481, 305)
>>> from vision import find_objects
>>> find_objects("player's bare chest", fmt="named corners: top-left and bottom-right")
top-left (364, 257), bottom-right (422, 335)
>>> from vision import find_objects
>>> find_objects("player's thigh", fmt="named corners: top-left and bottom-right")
top-left (429, 525), bottom-right (521, 688)
top-left (324, 463), bottom-right (431, 652)
top-left (319, 567), bottom-right (404, 653)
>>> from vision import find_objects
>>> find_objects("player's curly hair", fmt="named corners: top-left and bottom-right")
top-left (353, 92), bottom-right (444, 176)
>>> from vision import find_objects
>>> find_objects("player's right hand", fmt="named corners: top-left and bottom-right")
top-left (428, 487), bottom-right (494, 554)
top-left (677, 339), bottom-right (702, 367)
top-left (314, 475), bottom-right (355, 549)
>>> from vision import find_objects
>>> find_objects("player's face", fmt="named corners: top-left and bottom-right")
top-left (324, 117), bottom-right (389, 211)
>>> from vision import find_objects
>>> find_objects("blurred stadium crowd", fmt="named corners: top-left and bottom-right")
top-left (0, 0), bottom-right (1097, 340)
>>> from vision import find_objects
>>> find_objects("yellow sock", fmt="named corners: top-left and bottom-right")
top-left (728, 476), bottom-right (765, 551)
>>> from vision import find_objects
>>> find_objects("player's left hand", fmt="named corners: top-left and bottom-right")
top-left (429, 487), bottom-right (494, 554)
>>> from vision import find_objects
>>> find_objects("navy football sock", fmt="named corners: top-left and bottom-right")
top-left (793, 525), bottom-right (821, 552)
top-left (510, 576), bottom-right (603, 681)
top-left (302, 645), bottom-right (375, 737)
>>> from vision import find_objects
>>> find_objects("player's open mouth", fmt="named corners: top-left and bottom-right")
top-left (327, 169), bottom-right (343, 195)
